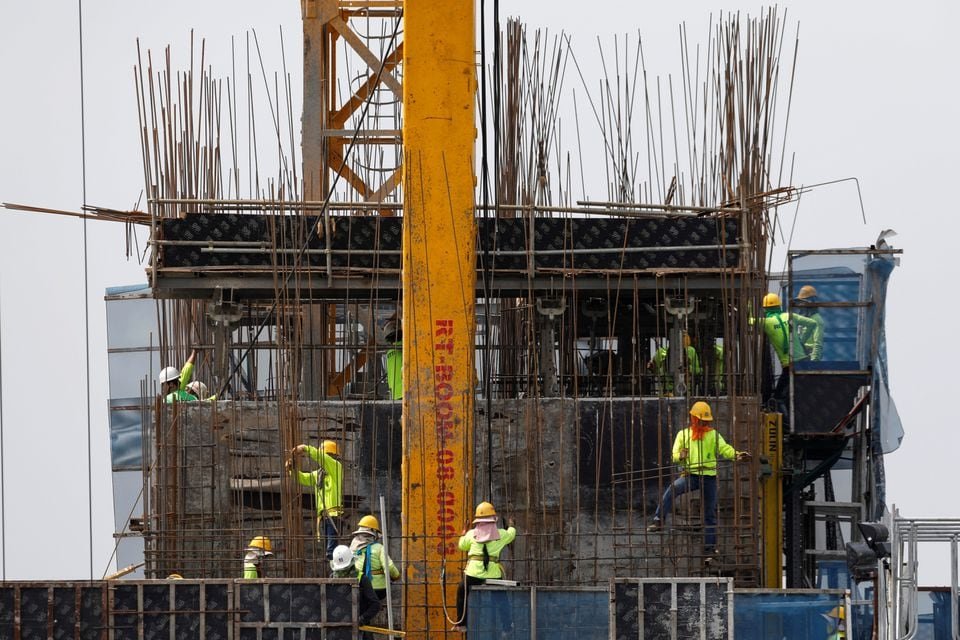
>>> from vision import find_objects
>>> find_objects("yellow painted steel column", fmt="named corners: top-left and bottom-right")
top-left (761, 412), bottom-right (784, 587)
top-left (401, 1), bottom-right (477, 637)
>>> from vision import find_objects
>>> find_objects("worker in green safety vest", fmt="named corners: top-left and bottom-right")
top-left (453, 501), bottom-right (517, 633)
top-left (649, 333), bottom-right (701, 395)
top-left (287, 441), bottom-right (343, 560)
top-left (330, 544), bottom-right (381, 633)
top-left (157, 350), bottom-right (198, 403)
top-left (350, 515), bottom-right (400, 601)
top-left (242, 536), bottom-right (273, 579)
top-left (760, 293), bottom-right (821, 410)
top-left (383, 319), bottom-right (402, 400)
top-left (793, 285), bottom-right (825, 361)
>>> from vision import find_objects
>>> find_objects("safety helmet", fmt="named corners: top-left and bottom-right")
top-left (186, 381), bottom-right (208, 398)
top-left (796, 285), bottom-right (818, 300)
top-left (383, 320), bottom-right (400, 342)
top-left (762, 293), bottom-right (781, 308)
top-left (330, 545), bottom-right (354, 572)
top-left (158, 366), bottom-right (181, 384)
top-left (167, 573), bottom-right (184, 580)
top-left (689, 401), bottom-right (714, 422)
top-left (356, 515), bottom-right (381, 532)
top-left (682, 333), bottom-right (692, 348)
top-left (247, 536), bottom-right (274, 555)
top-left (474, 502), bottom-right (497, 519)
top-left (322, 440), bottom-right (339, 456)
top-left (825, 605), bottom-right (845, 620)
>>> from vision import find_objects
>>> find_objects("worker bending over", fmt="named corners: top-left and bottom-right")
top-left (242, 536), bottom-right (274, 578)
top-left (350, 515), bottom-right (400, 602)
top-left (454, 501), bottom-right (517, 633)
top-left (287, 440), bottom-right (343, 559)
top-left (647, 402), bottom-right (749, 561)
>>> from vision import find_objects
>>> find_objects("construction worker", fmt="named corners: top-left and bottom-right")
top-left (186, 380), bottom-right (217, 401)
top-left (383, 319), bottom-right (402, 400)
top-left (712, 342), bottom-right (725, 394)
top-left (454, 501), bottom-right (517, 633)
top-left (286, 440), bottom-right (343, 560)
top-left (350, 515), bottom-right (400, 602)
top-left (760, 293), bottom-right (821, 411)
top-left (157, 350), bottom-right (198, 403)
top-left (648, 333), bottom-right (702, 395)
top-left (330, 544), bottom-right (381, 632)
top-left (822, 604), bottom-right (846, 639)
top-left (166, 573), bottom-right (184, 579)
top-left (646, 402), bottom-right (750, 561)
top-left (793, 285), bottom-right (825, 361)
top-left (242, 536), bottom-right (274, 578)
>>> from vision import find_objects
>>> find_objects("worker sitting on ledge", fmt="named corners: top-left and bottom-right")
top-left (350, 515), bottom-right (400, 602)
top-left (242, 536), bottom-right (274, 578)
top-left (646, 401), bottom-right (750, 562)
top-left (453, 501), bottom-right (517, 633)
top-left (157, 350), bottom-right (198, 403)
top-left (286, 440), bottom-right (343, 560)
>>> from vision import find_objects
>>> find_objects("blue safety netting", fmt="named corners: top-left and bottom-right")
top-left (468, 587), bottom-right (609, 640)
top-left (733, 591), bottom-right (847, 639)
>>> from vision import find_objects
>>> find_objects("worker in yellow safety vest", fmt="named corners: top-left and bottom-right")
top-left (760, 293), bottom-right (821, 411)
top-left (646, 402), bottom-right (750, 561)
top-left (157, 350), bottom-right (198, 403)
top-left (287, 440), bottom-right (343, 560)
top-left (350, 515), bottom-right (400, 601)
top-left (453, 501), bottom-right (517, 633)
top-left (793, 285), bottom-right (825, 361)
top-left (242, 536), bottom-right (274, 579)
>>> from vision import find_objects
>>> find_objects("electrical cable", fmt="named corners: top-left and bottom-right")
top-left (77, 0), bottom-right (95, 581)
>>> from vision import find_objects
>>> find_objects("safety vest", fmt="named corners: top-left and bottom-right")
top-left (292, 445), bottom-right (343, 518)
top-left (354, 542), bottom-right (400, 590)
top-left (797, 311), bottom-right (825, 361)
top-left (458, 527), bottom-right (517, 579)
top-left (164, 360), bottom-right (197, 403)
top-left (671, 427), bottom-right (738, 476)
top-left (386, 344), bottom-right (402, 400)
top-left (652, 345), bottom-right (702, 391)
top-left (762, 311), bottom-right (820, 366)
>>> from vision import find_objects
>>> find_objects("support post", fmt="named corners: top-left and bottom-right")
top-left (401, 2), bottom-right (477, 637)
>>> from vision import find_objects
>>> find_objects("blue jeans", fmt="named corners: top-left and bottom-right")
top-left (323, 516), bottom-right (340, 559)
top-left (654, 473), bottom-right (718, 549)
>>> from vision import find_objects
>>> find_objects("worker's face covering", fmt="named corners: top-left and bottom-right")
top-left (473, 521), bottom-right (501, 543)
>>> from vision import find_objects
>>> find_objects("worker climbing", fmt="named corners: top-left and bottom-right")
top-left (287, 440), bottom-right (343, 560)
top-left (760, 292), bottom-right (821, 413)
top-left (453, 501), bottom-right (517, 633)
top-left (157, 349), bottom-right (198, 403)
top-left (646, 401), bottom-right (750, 563)
top-left (330, 544), bottom-right (381, 635)
top-left (350, 515), bottom-right (400, 602)
top-left (242, 536), bottom-right (274, 578)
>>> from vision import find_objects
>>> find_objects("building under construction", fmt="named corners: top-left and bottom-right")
top-left (1, 3), bottom-right (930, 640)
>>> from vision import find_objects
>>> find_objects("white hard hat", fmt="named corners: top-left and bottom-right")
top-left (330, 545), bottom-right (354, 572)
top-left (187, 381), bottom-right (208, 398)
top-left (158, 366), bottom-right (181, 384)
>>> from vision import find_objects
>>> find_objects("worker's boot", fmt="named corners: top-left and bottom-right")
top-left (646, 518), bottom-right (662, 532)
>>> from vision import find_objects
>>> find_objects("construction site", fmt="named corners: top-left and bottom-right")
top-left (3, 2), bottom-right (955, 639)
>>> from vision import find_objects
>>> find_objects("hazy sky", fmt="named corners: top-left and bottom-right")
top-left (0, 1), bottom-right (957, 584)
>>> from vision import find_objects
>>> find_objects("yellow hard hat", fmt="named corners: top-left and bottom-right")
top-left (167, 573), bottom-right (183, 580)
top-left (322, 440), bottom-right (339, 456)
top-left (682, 333), bottom-right (692, 348)
top-left (826, 605), bottom-right (845, 620)
top-left (247, 536), bottom-right (274, 554)
top-left (474, 501), bottom-right (497, 519)
top-left (356, 515), bottom-right (380, 532)
top-left (796, 285), bottom-right (818, 300)
top-left (690, 401), bottom-right (714, 422)
top-left (762, 293), bottom-right (781, 308)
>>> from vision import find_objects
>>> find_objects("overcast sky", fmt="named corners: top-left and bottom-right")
top-left (0, 1), bottom-right (956, 585)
